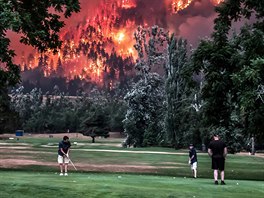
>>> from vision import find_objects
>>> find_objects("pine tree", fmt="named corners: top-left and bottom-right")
top-left (165, 35), bottom-right (189, 148)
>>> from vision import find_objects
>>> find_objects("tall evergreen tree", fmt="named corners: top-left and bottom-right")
top-left (165, 35), bottom-right (189, 148)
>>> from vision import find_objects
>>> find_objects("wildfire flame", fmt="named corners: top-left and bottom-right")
top-left (210, 0), bottom-right (225, 6)
top-left (19, 0), bottom-right (224, 87)
top-left (121, 0), bottom-right (136, 9)
top-left (171, 0), bottom-right (194, 13)
top-left (116, 31), bottom-right (125, 44)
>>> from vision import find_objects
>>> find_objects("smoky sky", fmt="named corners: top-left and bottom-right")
top-left (9, 0), bottom-right (223, 63)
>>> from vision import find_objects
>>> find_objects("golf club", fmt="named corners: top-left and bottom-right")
top-left (69, 158), bottom-right (77, 170)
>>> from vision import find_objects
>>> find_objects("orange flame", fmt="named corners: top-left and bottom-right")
top-left (210, 0), bottom-right (225, 6)
top-left (170, 0), bottom-right (224, 14)
top-left (121, 0), bottom-right (136, 9)
top-left (171, 0), bottom-right (194, 13)
top-left (20, 0), bottom-right (225, 86)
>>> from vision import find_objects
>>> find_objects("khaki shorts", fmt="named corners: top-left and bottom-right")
top-left (58, 155), bottom-right (70, 164)
top-left (191, 162), bottom-right (197, 170)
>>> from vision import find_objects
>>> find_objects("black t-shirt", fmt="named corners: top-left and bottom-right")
top-left (189, 148), bottom-right (197, 164)
top-left (58, 140), bottom-right (71, 156)
top-left (208, 140), bottom-right (226, 158)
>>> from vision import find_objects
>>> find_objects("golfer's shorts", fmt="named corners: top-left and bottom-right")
top-left (58, 155), bottom-right (70, 164)
top-left (191, 162), bottom-right (197, 170)
top-left (212, 157), bottom-right (225, 171)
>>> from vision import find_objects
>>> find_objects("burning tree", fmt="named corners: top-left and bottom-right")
top-left (20, 0), bottom-right (137, 91)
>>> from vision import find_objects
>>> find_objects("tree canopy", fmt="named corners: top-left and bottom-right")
top-left (191, 0), bottom-right (264, 146)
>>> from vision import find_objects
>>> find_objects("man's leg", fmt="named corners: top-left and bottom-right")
top-left (214, 170), bottom-right (218, 180)
top-left (220, 171), bottom-right (225, 184)
top-left (220, 158), bottom-right (225, 184)
top-left (59, 164), bottom-right (63, 172)
top-left (192, 162), bottom-right (197, 178)
top-left (58, 155), bottom-right (64, 176)
top-left (221, 171), bottom-right (224, 180)
top-left (64, 163), bottom-right (68, 175)
top-left (64, 156), bottom-right (69, 176)
top-left (193, 168), bottom-right (197, 178)
top-left (212, 158), bottom-right (219, 184)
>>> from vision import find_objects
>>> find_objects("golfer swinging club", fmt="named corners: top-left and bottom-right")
top-left (58, 136), bottom-right (71, 176)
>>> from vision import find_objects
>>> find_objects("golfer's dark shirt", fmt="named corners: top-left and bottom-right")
top-left (189, 148), bottom-right (197, 164)
top-left (58, 141), bottom-right (71, 156)
top-left (208, 140), bottom-right (226, 158)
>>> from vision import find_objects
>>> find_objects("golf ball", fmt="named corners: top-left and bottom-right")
top-left (237, 183), bottom-right (239, 185)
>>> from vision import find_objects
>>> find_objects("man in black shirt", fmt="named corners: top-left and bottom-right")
top-left (189, 144), bottom-right (198, 178)
top-left (208, 134), bottom-right (227, 185)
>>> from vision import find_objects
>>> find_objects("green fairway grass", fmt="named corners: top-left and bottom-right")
top-left (0, 171), bottom-right (263, 198)
top-left (1, 137), bottom-right (264, 181)
top-left (0, 136), bottom-right (263, 198)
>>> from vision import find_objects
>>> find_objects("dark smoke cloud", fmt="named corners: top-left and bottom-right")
top-left (169, 0), bottom-right (218, 46)
top-left (115, 0), bottom-right (218, 46)
top-left (179, 0), bottom-right (216, 17)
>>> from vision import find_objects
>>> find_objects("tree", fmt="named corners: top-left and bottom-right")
top-left (123, 26), bottom-right (167, 147)
top-left (191, 0), bottom-right (264, 150)
top-left (0, 87), bottom-right (20, 133)
top-left (0, 0), bottom-right (80, 133)
top-left (232, 57), bottom-right (264, 146)
top-left (123, 73), bottom-right (165, 147)
top-left (133, 25), bottom-right (168, 80)
top-left (0, 0), bottom-right (80, 87)
top-left (82, 103), bottom-right (109, 143)
top-left (165, 35), bottom-right (189, 148)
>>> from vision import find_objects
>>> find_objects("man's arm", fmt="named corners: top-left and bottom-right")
top-left (66, 143), bottom-right (71, 157)
top-left (208, 148), bottom-right (213, 157)
top-left (189, 152), bottom-right (193, 164)
top-left (66, 148), bottom-right (70, 157)
top-left (60, 148), bottom-right (67, 156)
top-left (223, 147), bottom-right (227, 158)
